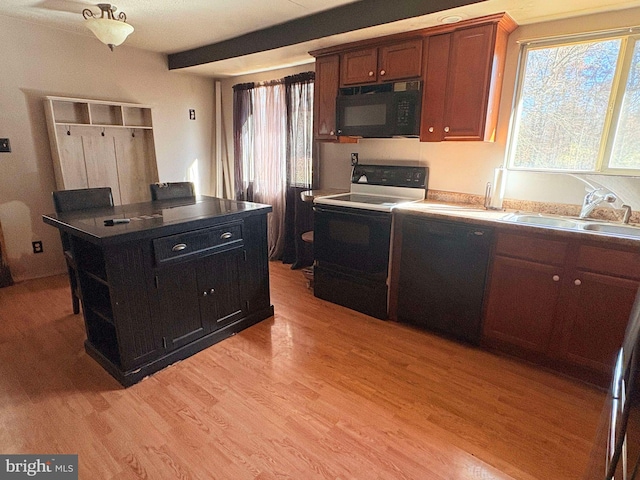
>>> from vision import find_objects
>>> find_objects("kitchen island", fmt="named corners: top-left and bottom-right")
top-left (43, 196), bottom-right (274, 386)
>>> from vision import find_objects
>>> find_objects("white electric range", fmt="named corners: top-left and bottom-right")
top-left (313, 164), bottom-right (428, 319)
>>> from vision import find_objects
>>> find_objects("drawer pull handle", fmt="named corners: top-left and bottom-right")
top-left (172, 243), bottom-right (187, 252)
top-left (574, 279), bottom-right (582, 286)
top-left (552, 275), bottom-right (560, 282)
top-left (220, 232), bottom-right (233, 240)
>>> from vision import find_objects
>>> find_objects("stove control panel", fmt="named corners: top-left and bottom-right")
top-left (351, 164), bottom-right (428, 188)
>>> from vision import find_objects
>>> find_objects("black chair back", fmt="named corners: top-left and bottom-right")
top-left (150, 182), bottom-right (195, 201)
top-left (53, 187), bottom-right (114, 213)
top-left (51, 187), bottom-right (114, 315)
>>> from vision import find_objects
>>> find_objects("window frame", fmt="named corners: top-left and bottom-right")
top-left (506, 29), bottom-right (640, 177)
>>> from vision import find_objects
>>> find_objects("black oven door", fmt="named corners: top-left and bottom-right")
top-left (313, 205), bottom-right (391, 277)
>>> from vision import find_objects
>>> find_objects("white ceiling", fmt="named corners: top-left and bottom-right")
top-left (2, 0), bottom-right (640, 77)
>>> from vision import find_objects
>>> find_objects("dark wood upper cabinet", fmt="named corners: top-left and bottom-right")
top-left (421, 18), bottom-right (514, 142)
top-left (313, 54), bottom-right (358, 143)
top-left (341, 48), bottom-right (379, 85)
top-left (378, 39), bottom-right (423, 82)
top-left (340, 39), bottom-right (423, 86)
top-left (310, 13), bottom-right (516, 142)
top-left (442, 25), bottom-right (495, 140)
top-left (314, 54), bottom-right (340, 140)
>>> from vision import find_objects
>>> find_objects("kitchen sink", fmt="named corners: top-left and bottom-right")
top-left (582, 223), bottom-right (640, 238)
top-left (501, 213), bottom-right (581, 229)
top-left (502, 212), bottom-right (640, 238)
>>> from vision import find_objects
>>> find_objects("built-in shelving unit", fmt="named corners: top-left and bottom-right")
top-left (71, 236), bottom-right (120, 367)
top-left (44, 96), bottom-right (159, 205)
top-left (47, 97), bottom-right (154, 129)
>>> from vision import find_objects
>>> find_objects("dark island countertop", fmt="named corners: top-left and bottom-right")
top-left (42, 195), bottom-right (272, 245)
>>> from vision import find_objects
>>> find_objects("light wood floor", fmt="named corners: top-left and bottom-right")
top-left (0, 262), bottom-right (606, 479)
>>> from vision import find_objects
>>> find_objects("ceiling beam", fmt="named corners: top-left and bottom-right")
top-left (168, 0), bottom-right (487, 70)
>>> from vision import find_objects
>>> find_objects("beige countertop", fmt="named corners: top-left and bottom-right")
top-left (395, 200), bottom-right (640, 249)
top-left (300, 189), bottom-right (348, 203)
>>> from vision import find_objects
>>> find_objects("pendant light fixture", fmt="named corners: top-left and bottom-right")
top-left (82, 4), bottom-right (134, 51)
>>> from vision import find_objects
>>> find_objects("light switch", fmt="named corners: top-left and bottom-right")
top-left (0, 138), bottom-right (10, 153)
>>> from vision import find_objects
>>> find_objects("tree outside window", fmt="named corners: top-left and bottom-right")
top-left (508, 32), bottom-right (640, 175)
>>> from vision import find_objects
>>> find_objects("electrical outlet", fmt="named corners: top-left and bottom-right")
top-left (32, 241), bottom-right (43, 254)
top-left (0, 138), bottom-right (10, 153)
top-left (350, 152), bottom-right (358, 166)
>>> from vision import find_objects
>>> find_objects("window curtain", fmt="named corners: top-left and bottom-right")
top-left (233, 73), bottom-right (315, 263)
top-left (281, 72), bottom-right (316, 268)
top-left (233, 80), bottom-right (287, 260)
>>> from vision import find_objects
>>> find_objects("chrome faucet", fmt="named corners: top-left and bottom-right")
top-left (622, 205), bottom-right (633, 224)
top-left (579, 188), bottom-right (617, 219)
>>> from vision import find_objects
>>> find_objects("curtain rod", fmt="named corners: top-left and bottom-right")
top-left (517, 25), bottom-right (640, 46)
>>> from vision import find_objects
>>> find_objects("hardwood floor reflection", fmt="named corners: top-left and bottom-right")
top-left (0, 261), bottom-right (605, 479)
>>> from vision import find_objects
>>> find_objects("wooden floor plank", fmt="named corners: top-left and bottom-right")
top-left (0, 262), bottom-right (606, 479)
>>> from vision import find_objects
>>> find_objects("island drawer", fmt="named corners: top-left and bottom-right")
top-left (153, 221), bottom-right (243, 266)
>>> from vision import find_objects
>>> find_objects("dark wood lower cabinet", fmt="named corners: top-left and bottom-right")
top-left (483, 255), bottom-right (562, 355)
top-left (482, 231), bottom-right (640, 387)
top-left (550, 268), bottom-right (639, 377)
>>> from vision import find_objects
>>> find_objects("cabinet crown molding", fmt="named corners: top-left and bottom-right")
top-left (309, 12), bottom-right (517, 58)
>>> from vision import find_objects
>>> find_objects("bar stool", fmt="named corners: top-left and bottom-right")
top-left (301, 230), bottom-right (314, 289)
top-left (150, 182), bottom-right (195, 201)
top-left (52, 187), bottom-right (114, 314)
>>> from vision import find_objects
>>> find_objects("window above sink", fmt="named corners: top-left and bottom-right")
top-left (507, 29), bottom-right (640, 177)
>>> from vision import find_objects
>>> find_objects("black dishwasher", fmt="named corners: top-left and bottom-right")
top-left (396, 217), bottom-right (493, 343)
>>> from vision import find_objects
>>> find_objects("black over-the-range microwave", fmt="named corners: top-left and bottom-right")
top-left (335, 81), bottom-right (421, 138)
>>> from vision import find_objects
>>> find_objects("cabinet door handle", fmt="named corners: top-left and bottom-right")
top-left (209, 288), bottom-right (215, 295)
top-left (444, 126), bottom-right (450, 133)
top-left (574, 279), bottom-right (582, 286)
top-left (330, 130), bottom-right (335, 136)
top-left (368, 71), bottom-right (374, 77)
top-left (552, 275), bottom-right (560, 282)
top-left (202, 290), bottom-right (208, 296)
top-left (220, 232), bottom-right (233, 240)
top-left (428, 127), bottom-right (434, 133)
top-left (380, 69), bottom-right (386, 76)
top-left (172, 243), bottom-right (187, 252)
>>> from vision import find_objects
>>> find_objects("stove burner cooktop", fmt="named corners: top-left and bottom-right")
top-left (324, 193), bottom-right (416, 206)
top-left (314, 164), bottom-right (429, 212)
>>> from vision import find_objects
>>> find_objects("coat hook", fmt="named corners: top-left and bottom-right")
top-left (131, 129), bottom-right (135, 138)
top-left (101, 128), bottom-right (105, 137)
top-left (66, 125), bottom-right (71, 136)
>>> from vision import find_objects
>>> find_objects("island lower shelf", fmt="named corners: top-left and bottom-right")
top-left (85, 305), bottom-right (273, 387)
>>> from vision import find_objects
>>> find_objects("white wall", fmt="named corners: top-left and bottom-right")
top-left (0, 15), bottom-right (215, 281)
top-left (320, 8), bottom-right (640, 207)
